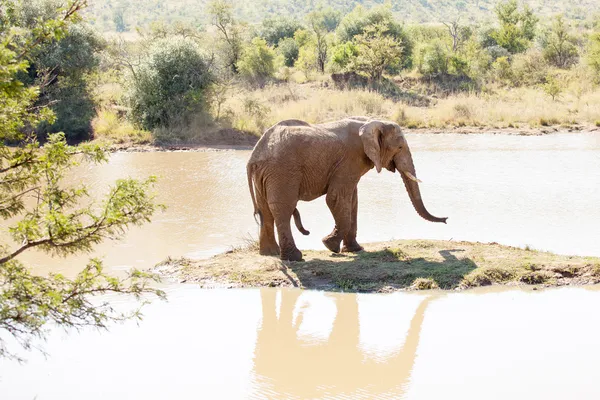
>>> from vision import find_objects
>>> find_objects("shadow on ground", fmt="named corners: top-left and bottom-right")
top-left (286, 247), bottom-right (478, 292)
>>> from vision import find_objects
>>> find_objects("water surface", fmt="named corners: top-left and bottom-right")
top-left (11, 132), bottom-right (599, 276)
top-left (2, 286), bottom-right (600, 399)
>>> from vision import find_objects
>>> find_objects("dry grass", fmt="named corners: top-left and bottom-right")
top-left (92, 108), bottom-right (154, 145)
top-left (151, 240), bottom-right (600, 292)
top-left (220, 82), bottom-right (600, 135)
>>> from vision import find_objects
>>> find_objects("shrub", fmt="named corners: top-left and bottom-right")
top-left (511, 49), bottom-right (548, 86)
top-left (418, 41), bottom-right (448, 75)
top-left (540, 16), bottom-right (578, 68)
top-left (277, 37), bottom-right (300, 67)
top-left (491, 56), bottom-right (512, 83)
top-left (129, 37), bottom-right (213, 130)
top-left (449, 55), bottom-right (469, 77)
top-left (237, 38), bottom-right (277, 87)
top-left (260, 16), bottom-right (303, 46)
top-left (588, 32), bottom-right (600, 76)
top-left (543, 75), bottom-right (562, 101)
top-left (21, 18), bottom-right (104, 140)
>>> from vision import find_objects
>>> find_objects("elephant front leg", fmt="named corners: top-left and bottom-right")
top-left (342, 187), bottom-right (364, 253)
top-left (323, 188), bottom-right (353, 253)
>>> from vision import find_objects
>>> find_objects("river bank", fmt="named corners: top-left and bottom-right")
top-left (104, 125), bottom-right (600, 152)
top-left (151, 240), bottom-right (600, 292)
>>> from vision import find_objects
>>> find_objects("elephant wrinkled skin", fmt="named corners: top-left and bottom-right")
top-left (247, 117), bottom-right (447, 261)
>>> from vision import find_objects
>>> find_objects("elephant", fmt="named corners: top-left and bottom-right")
top-left (246, 117), bottom-right (447, 261)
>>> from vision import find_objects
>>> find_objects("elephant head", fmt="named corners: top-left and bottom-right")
top-left (360, 120), bottom-right (447, 224)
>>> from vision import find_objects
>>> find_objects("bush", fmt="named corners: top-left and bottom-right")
top-left (418, 41), bottom-right (448, 75)
top-left (540, 16), bottom-right (578, 68)
top-left (449, 55), bottom-right (469, 77)
top-left (277, 37), bottom-right (300, 67)
top-left (511, 49), bottom-right (548, 86)
top-left (260, 16), bottom-right (303, 46)
top-left (492, 56), bottom-right (512, 83)
top-left (543, 74), bottom-right (562, 101)
top-left (588, 32), bottom-right (600, 76)
top-left (237, 38), bottom-right (277, 87)
top-left (18, 15), bottom-right (104, 140)
top-left (129, 38), bottom-right (213, 130)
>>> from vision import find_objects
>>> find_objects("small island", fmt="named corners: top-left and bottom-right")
top-left (152, 240), bottom-right (600, 292)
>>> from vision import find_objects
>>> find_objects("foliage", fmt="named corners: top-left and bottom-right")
top-left (277, 37), bottom-right (299, 67)
top-left (295, 41), bottom-right (318, 77)
top-left (4, 0), bottom-right (104, 141)
top-left (0, 0), bottom-right (164, 361)
top-left (208, 0), bottom-right (244, 73)
top-left (543, 74), bottom-right (562, 100)
top-left (346, 23), bottom-right (404, 81)
top-left (306, 9), bottom-right (334, 73)
top-left (330, 41), bottom-right (359, 70)
top-left (510, 49), bottom-right (549, 86)
top-left (336, 5), bottom-right (412, 69)
top-left (587, 32), bottom-right (600, 75)
top-left (129, 37), bottom-right (214, 130)
top-left (540, 16), bottom-right (579, 68)
top-left (491, 0), bottom-right (538, 54)
top-left (260, 16), bottom-right (303, 46)
top-left (417, 40), bottom-right (449, 76)
top-left (237, 37), bottom-right (277, 86)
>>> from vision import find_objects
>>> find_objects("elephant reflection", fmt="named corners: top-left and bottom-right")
top-left (252, 288), bottom-right (437, 399)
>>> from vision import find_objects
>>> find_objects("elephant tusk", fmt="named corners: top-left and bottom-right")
top-left (403, 171), bottom-right (422, 183)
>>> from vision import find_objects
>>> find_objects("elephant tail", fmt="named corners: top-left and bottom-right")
top-left (293, 208), bottom-right (310, 236)
top-left (247, 164), bottom-right (262, 226)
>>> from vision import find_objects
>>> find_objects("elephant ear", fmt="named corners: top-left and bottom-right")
top-left (359, 120), bottom-right (385, 173)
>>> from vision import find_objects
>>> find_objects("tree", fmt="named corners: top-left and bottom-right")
top-left (442, 18), bottom-right (471, 53)
top-left (540, 16), bottom-right (578, 68)
top-left (491, 0), bottom-right (538, 54)
top-left (129, 37), bottom-right (214, 130)
top-left (589, 32), bottom-right (600, 75)
top-left (237, 37), bottom-right (277, 87)
top-left (306, 10), bottom-right (332, 73)
top-left (277, 37), bottom-right (299, 67)
top-left (207, 0), bottom-right (243, 73)
top-left (0, 0), bottom-right (164, 361)
top-left (347, 23), bottom-right (404, 81)
top-left (5, 0), bottom-right (104, 141)
top-left (543, 74), bottom-right (562, 101)
top-left (417, 40), bottom-right (449, 76)
top-left (260, 16), bottom-right (303, 46)
top-left (336, 5), bottom-right (412, 70)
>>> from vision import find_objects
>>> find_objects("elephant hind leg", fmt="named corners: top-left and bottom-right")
top-left (257, 197), bottom-right (279, 256)
top-left (270, 202), bottom-right (303, 262)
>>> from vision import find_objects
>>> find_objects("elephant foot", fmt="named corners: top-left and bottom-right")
top-left (342, 241), bottom-right (364, 253)
top-left (322, 235), bottom-right (342, 253)
top-left (259, 242), bottom-right (280, 256)
top-left (281, 248), bottom-right (303, 262)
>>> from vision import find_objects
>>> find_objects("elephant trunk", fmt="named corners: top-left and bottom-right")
top-left (395, 153), bottom-right (447, 224)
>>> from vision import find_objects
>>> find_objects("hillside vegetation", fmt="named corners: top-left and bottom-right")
top-left (5, 0), bottom-right (600, 146)
top-left (84, 0), bottom-right (600, 32)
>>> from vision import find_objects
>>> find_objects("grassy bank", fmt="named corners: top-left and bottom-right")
top-left (93, 81), bottom-right (600, 149)
top-left (152, 240), bottom-right (600, 292)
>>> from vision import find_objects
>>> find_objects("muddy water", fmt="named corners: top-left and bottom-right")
top-left (10, 132), bottom-right (600, 276)
top-left (2, 285), bottom-right (600, 399)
